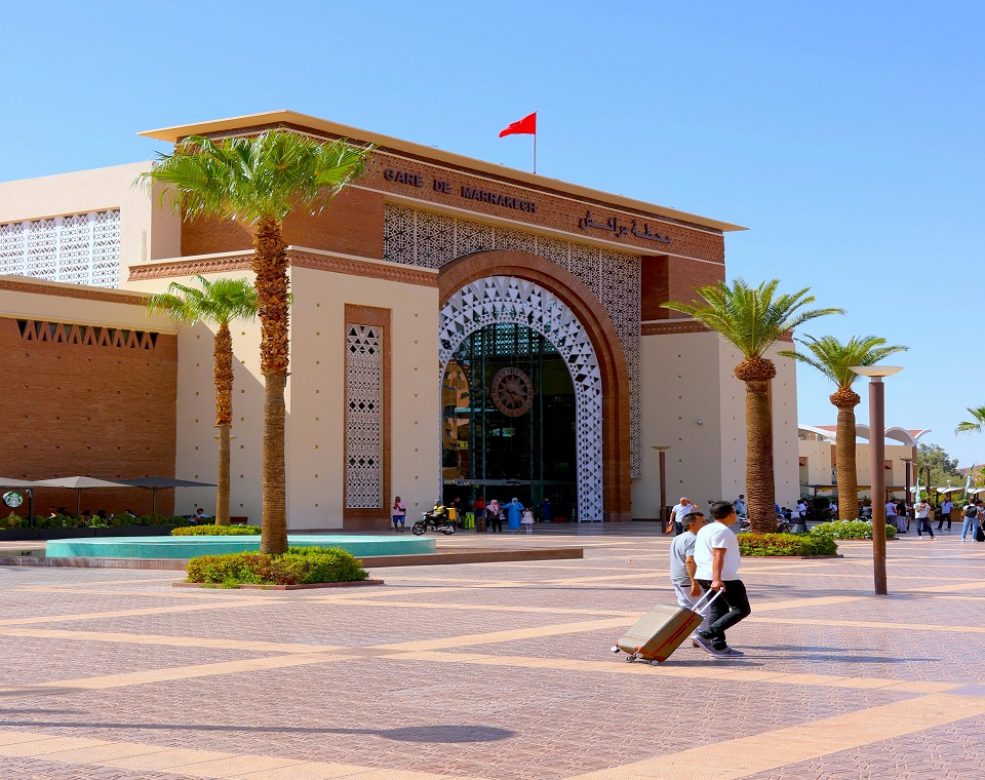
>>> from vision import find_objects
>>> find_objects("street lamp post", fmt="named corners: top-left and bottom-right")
top-left (901, 457), bottom-right (912, 532)
top-left (652, 446), bottom-right (670, 533)
top-left (851, 365), bottom-right (903, 596)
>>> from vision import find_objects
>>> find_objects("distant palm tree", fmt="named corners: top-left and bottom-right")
top-left (141, 131), bottom-right (371, 553)
top-left (148, 276), bottom-right (257, 525)
top-left (666, 280), bottom-right (842, 532)
top-left (780, 336), bottom-right (907, 520)
top-left (955, 407), bottom-right (985, 436)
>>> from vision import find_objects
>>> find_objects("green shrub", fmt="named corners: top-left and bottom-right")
top-left (739, 532), bottom-right (838, 557)
top-left (185, 547), bottom-right (368, 587)
top-left (0, 512), bottom-right (23, 530)
top-left (172, 525), bottom-right (261, 536)
top-left (810, 519), bottom-right (896, 540)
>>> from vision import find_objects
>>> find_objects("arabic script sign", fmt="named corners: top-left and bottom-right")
top-left (576, 210), bottom-right (671, 244)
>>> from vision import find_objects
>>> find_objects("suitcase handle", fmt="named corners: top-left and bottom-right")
top-left (691, 588), bottom-right (724, 616)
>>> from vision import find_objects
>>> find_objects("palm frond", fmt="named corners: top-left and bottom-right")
top-left (780, 335), bottom-right (908, 389)
top-left (145, 276), bottom-right (257, 327)
top-left (137, 131), bottom-right (373, 225)
top-left (665, 279), bottom-right (844, 359)
top-left (955, 406), bottom-right (985, 436)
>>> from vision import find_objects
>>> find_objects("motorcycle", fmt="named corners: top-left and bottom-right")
top-left (411, 511), bottom-right (456, 536)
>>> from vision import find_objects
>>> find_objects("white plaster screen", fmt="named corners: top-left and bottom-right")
top-left (439, 276), bottom-right (604, 522)
top-left (0, 209), bottom-right (121, 288)
top-left (345, 324), bottom-right (384, 509)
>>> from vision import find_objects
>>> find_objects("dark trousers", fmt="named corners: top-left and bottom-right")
top-left (917, 517), bottom-right (935, 537)
top-left (696, 579), bottom-right (752, 650)
top-left (488, 517), bottom-right (503, 533)
top-left (937, 513), bottom-right (952, 530)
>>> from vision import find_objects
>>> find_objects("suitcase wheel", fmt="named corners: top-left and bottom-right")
top-left (626, 653), bottom-right (638, 663)
top-left (650, 659), bottom-right (661, 666)
top-left (610, 646), bottom-right (621, 654)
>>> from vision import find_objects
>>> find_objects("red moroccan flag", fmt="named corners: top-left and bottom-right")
top-left (499, 112), bottom-right (537, 138)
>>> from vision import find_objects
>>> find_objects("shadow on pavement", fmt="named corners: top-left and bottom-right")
top-left (0, 720), bottom-right (516, 743)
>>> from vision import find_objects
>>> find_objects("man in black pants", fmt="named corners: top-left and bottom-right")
top-left (692, 501), bottom-right (752, 657)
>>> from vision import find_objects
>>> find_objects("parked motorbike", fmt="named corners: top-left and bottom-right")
top-left (411, 511), bottom-right (456, 536)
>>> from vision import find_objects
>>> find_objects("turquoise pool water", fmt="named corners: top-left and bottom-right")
top-left (45, 534), bottom-right (436, 559)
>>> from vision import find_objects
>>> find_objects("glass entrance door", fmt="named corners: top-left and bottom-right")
top-left (442, 323), bottom-right (576, 521)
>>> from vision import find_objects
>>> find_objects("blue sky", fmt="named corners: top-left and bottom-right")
top-left (3, 1), bottom-right (983, 464)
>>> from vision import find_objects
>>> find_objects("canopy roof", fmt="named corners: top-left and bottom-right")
top-left (799, 424), bottom-right (931, 447)
top-left (116, 476), bottom-right (216, 489)
top-left (0, 478), bottom-right (36, 487)
top-left (31, 476), bottom-right (130, 489)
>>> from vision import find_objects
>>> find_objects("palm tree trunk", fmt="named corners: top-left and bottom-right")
top-left (736, 357), bottom-right (777, 534)
top-left (831, 389), bottom-right (860, 521)
top-left (214, 323), bottom-right (233, 526)
top-left (253, 217), bottom-right (290, 554)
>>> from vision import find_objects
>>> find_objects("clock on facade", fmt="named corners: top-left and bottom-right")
top-left (490, 366), bottom-right (534, 418)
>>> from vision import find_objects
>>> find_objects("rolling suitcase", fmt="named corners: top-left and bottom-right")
top-left (611, 590), bottom-right (722, 665)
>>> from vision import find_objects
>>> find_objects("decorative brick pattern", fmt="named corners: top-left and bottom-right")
top-left (345, 324), bottom-right (384, 509)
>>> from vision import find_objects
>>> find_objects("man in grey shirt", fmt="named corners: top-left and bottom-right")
top-left (669, 511), bottom-right (710, 642)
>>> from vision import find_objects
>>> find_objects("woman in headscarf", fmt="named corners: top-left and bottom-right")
top-left (502, 497), bottom-right (524, 533)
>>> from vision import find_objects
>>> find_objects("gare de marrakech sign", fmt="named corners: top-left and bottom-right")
top-left (382, 167), bottom-right (673, 245)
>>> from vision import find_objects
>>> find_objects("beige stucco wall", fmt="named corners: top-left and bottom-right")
top-left (288, 262), bottom-right (440, 529)
top-left (0, 163), bottom-right (181, 288)
top-left (127, 270), bottom-right (264, 519)
top-left (798, 439), bottom-right (917, 500)
top-left (635, 332), bottom-right (800, 517)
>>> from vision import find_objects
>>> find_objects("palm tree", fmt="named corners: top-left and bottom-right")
top-left (142, 132), bottom-right (371, 552)
top-left (955, 407), bottom-right (985, 436)
top-left (665, 280), bottom-right (842, 533)
top-left (779, 336), bottom-right (907, 520)
top-left (147, 276), bottom-right (257, 525)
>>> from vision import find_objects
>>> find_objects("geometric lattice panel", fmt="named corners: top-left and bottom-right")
top-left (346, 324), bottom-right (383, 509)
top-left (440, 276), bottom-right (604, 522)
top-left (0, 209), bottom-right (121, 288)
top-left (385, 203), bottom-right (641, 478)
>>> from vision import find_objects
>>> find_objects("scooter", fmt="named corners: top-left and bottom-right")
top-left (411, 511), bottom-right (456, 536)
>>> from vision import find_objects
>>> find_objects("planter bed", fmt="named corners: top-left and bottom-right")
top-left (174, 579), bottom-right (384, 590)
top-left (0, 525), bottom-right (179, 541)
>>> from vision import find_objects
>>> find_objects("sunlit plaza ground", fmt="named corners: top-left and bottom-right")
top-left (0, 526), bottom-right (983, 779)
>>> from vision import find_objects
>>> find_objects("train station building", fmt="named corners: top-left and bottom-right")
top-left (0, 111), bottom-right (800, 527)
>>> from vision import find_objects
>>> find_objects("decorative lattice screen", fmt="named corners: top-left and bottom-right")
top-left (346, 324), bottom-right (384, 509)
top-left (0, 210), bottom-right (121, 288)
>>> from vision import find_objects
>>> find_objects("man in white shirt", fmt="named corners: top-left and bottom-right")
top-left (668, 497), bottom-right (692, 536)
top-left (914, 498), bottom-right (934, 539)
top-left (693, 501), bottom-right (752, 657)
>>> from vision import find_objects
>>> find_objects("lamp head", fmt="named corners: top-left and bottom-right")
top-left (850, 365), bottom-right (904, 379)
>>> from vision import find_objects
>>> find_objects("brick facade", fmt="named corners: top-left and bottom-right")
top-left (0, 315), bottom-right (177, 516)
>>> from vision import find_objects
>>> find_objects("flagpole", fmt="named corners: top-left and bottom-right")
top-left (533, 133), bottom-right (537, 174)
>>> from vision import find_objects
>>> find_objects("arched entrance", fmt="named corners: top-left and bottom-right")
top-left (440, 276), bottom-right (603, 520)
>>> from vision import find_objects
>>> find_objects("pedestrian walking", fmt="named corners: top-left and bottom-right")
top-left (669, 511), bottom-right (711, 643)
top-left (914, 497), bottom-right (935, 539)
top-left (733, 495), bottom-right (747, 517)
top-left (391, 496), bottom-right (406, 532)
top-left (487, 499), bottom-right (503, 533)
top-left (885, 499), bottom-right (899, 533)
top-left (521, 507), bottom-right (535, 533)
top-left (960, 499), bottom-right (981, 542)
top-left (669, 497), bottom-right (692, 536)
top-left (693, 501), bottom-right (751, 657)
top-left (938, 498), bottom-right (954, 531)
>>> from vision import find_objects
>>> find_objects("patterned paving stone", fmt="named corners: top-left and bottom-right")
top-left (0, 528), bottom-right (982, 780)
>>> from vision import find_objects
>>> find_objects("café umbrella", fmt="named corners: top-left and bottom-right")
top-left (115, 476), bottom-right (216, 514)
top-left (31, 476), bottom-right (132, 516)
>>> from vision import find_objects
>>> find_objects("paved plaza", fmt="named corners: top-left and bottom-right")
top-left (0, 528), bottom-right (983, 779)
